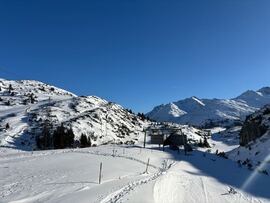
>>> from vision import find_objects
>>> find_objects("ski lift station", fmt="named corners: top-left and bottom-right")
top-left (144, 124), bottom-right (189, 149)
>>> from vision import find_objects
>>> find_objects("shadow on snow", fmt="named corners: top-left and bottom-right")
top-left (150, 146), bottom-right (270, 200)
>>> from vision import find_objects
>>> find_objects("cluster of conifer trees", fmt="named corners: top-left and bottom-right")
top-left (36, 124), bottom-right (75, 150)
top-left (36, 124), bottom-right (93, 150)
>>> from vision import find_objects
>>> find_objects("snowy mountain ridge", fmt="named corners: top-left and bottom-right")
top-left (0, 78), bottom-right (148, 150)
top-left (147, 87), bottom-right (270, 127)
top-left (0, 78), bottom-right (213, 150)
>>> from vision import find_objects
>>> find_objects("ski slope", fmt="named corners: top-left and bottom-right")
top-left (1, 141), bottom-right (269, 203)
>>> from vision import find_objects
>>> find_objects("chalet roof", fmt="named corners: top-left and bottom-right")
top-left (145, 125), bottom-right (183, 136)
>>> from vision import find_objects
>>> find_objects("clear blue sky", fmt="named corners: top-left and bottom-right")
top-left (0, 0), bottom-right (270, 112)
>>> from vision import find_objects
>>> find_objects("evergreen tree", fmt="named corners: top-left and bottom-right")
top-left (8, 84), bottom-right (13, 94)
top-left (53, 125), bottom-right (65, 149)
top-left (30, 93), bottom-right (36, 104)
top-left (22, 99), bottom-right (28, 105)
top-left (65, 128), bottom-right (75, 148)
top-left (37, 124), bottom-right (52, 150)
top-left (126, 109), bottom-right (133, 114)
top-left (203, 136), bottom-right (210, 148)
top-left (52, 124), bottom-right (75, 149)
top-left (80, 134), bottom-right (91, 148)
top-left (6, 100), bottom-right (11, 106)
top-left (137, 112), bottom-right (146, 121)
top-left (198, 139), bottom-right (203, 147)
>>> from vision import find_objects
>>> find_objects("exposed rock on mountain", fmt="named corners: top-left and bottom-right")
top-left (228, 105), bottom-right (270, 172)
top-left (239, 105), bottom-right (270, 146)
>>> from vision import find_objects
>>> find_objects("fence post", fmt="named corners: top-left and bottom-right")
top-left (99, 162), bottom-right (102, 184)
top-left (143, 130), bottom-right (146, 148)
top-left (145, 158), bottom-right (150, 174)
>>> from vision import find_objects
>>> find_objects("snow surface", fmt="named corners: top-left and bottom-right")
top-left (208, 126), bottom-right (241, 153)
top-left (1, 141), bottom-right (269, 203)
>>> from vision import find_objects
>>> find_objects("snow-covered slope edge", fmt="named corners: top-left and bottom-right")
top-left (147, 87), bottom-right (270, 127)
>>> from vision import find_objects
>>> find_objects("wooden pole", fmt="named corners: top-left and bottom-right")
top-left (99, 162), bottom-right (102, 184)
top-left (145, 158), bottom-right (150, 174)
top-left (143, 130), bottom-right (146, 148)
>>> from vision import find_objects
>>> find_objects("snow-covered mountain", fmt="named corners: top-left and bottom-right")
top-left (147, 87), bottom-right (270, 127)
top-left (0, 78), bottom-right (148, 150)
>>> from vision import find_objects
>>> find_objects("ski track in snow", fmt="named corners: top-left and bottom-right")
top-left (98, 162), bottom-right (175, 203)
top-left (4, 148), bottom-right (170, 203)
top-left (0, 147), bottom-right (165, 203)
top-left (152, 160), bottom-right (268, 203)
top-left (200, 177), bottom-right (209, 203)
top-left (99, 172), bottom-right (162, 203)
top-left (1, 146), bottom-right (270, 203)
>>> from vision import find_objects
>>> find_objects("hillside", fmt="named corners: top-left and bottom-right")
top-left (228, 105), bottom-right (270, 174)
top-left (0, 79), bottom-right (148, 150)
top-left (147, 87), bottom-right (270, 127)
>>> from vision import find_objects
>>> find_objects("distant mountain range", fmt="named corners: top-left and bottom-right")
top-left (146, 87), bottom-right (270, 127)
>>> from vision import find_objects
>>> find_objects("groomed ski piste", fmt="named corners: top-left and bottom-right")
top-left (1, 137), bottom-right (270, 203)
